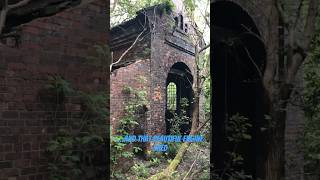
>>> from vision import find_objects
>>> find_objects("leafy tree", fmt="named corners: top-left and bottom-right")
top-left (111, 0), bottom-right (174, 27)
top-left (303, 31), bottom-right (320, 179)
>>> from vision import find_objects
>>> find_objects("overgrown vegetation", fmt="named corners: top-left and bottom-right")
top-left (46, 45), bottom-right (109, 180)
top-left (110, 0), bottom-right (211, 179)
top-left (303, 32), bottom-right (320, 179)
top-left (110, 76), bottom-right (148, 179)
top-left (46, 75), bottom-right (108, 180)
top-left (111, 0), bottom-right (175, 27)
top-left (213, 114), bottom-right (253, 180)
top-left (166, 98), bottom-right (191, 158)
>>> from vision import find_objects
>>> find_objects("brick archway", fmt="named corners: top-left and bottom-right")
top-left (212, 0), bottom-right (269, 41)
top-left (212, 0), bottom-right (267, 178)
top-left (165, 62), bottom-right (194, 135)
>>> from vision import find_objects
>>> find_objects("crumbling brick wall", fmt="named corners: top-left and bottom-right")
top-left (0, 1), bottom-right (107, 179)
top-left (110, 6), bottom-right (197, 140)
top-left (110, 59), bottom-right (151, 134)
top-left (147, 9), bottom-right (197, 136)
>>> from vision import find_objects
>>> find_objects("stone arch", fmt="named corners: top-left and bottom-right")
top-left (165, 62), bottom-right (194, 135)
top-left (212, 0), bottom-right (269, 41)
top-left (212, 0), bottom-right (268, 179)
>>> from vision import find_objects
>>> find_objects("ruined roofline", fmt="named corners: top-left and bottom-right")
top-left (110, 2), bottom-right (170, 32)
top-left (110, 13), bottom-right (150, 51)
top-left (3, 0), bottom-right (95, 34)
top-left (110, 3), bottom-right (173, 50)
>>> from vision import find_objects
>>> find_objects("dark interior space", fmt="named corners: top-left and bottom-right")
top-left (212, 1), bottom-right (267, 179)
top-left (165, 62), bottom-right (194, 135)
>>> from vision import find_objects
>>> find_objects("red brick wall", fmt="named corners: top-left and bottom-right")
top-left (110, 11), bottom-right (196, 140)
top-left (110, 59), bottom-right (151, 133)
top-left (0, 1), bottom-right (107, 179)
top-left (148, 12), bottom-right (197, 136)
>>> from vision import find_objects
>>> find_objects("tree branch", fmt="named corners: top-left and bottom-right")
top-left (287, 0), bottom-right (318, 84)
top-left (8, 0), bottom-right (31, 10)
top-left (303, 0), bottom-right (318, 50)
top-left (243, 46), bottom-right (263, 79)
top-left (0, 0), bottom-right (31, 35)
top-left (111, 0), bottom-right (118, 13)
top-left (110, 14), bottom-right (147, 72)
top-left (276, 0), bottom-right (289, 28)
top-left (198, 43), bottom-right (210, 53)
top-left (293, 0), bottom-right (304, 29)
top-left (240, 24), bottom-right (265, 44)
top-left (183, 151), bottom-right (200, 180)
top-left (0, 0), bottom-right (8, 34)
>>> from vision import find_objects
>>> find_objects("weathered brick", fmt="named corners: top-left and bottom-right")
top-left (15, 159), bottom-right (31, 168)
top-left (20, 167), bottom-right (37, 175)
top-left (2, 112), bottom-right (19, 119)
top-left (0, 0), bottom-right (108, 179)
top-left (0, 161), bottom-right (13, 169)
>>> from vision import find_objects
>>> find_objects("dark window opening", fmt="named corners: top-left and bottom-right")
top-left (174, 17), bottom-right (179, 27)
top-left (179, 15), bottom-right (183, 30)
top-left (165, 62), bottom-right (193, 135)
top-left (184, 24), bottom-right (188, 33)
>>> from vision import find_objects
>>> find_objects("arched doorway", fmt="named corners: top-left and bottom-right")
top-left (165, 62), bottom-right (194, 135)
top-left (212, 1), bottom-right (267, 179)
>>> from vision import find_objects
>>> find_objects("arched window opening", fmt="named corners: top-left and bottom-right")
top-left (179, 15), bottom-right (183, 30)
top-left (184, 24), bottom-right (188, 33)
top-left (174, 17), bottom-right (179, 27)
top-left (167, 82), bottom-right (177, 111)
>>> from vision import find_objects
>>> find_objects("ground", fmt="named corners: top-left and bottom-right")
top-left (121, 141), bottom-right (210, 180)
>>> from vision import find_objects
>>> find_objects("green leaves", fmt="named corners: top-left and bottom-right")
top-left (46, 76), bottom-right (108, 179)
top-left (226, 114), bottom-right (252, 143)
top-left (111, 76), bottom-right (149, 178)
top-left (131, 163), bottom-right (150, 178)
top-left (303, 31), bottom-right (320, 178)
top-left (183, 0), bottom-right (196, 16)
top-left (111, 0), bottom-right (176, 27)
top-left (47, 75), bottom-right (74, 95)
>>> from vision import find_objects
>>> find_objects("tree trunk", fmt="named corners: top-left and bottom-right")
top-left (264, 82), bottom-right (291, 179)
top-left (190, 45), bottom-right (201, 134)
top-left (265, 110), bottom-right (286, 180)
top-left (190, 90), bottom-right (199, 135)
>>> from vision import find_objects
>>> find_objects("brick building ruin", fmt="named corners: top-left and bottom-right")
top-left (0, 0), bottom-right (107, 179)
top-left (212, 0), bottom-right (305, 179)
top-left (110, 3), bottom-right (199, 149)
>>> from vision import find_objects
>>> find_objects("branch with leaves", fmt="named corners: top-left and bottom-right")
top-left (0, 0), bottom-right (32, 34)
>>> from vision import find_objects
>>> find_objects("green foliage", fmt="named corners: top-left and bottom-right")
top-left (46, 75), bottom-right (74, 104)
top-left (166, 142), bottom-right (180, 159)
top-left (149, 157), bottom-right (161, 167)
top-left (46, 75), bottom-right (74, 95)
top-left (226, 114), bottom-right (252, 143)
top-left (167, 97), bottom-right (190, 135)
top-left (183, 0), bottom-right (196, 16)
top-left (165, 98), bottom-right (191, 158)
top-left (221, 114), bottom-right (252, 179)
top-left (303, 31), bottom-right (320, 179)
top-left (46, 76), bottom-right (108, 180)
top-left (111, 0), bottom-right (175, 27)
top-left (110, 76), bottom-right (148, 179)
top-left (131, 163), bottom-right (150, 178)
top-left (86, 44), bottom-right (111, 68)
